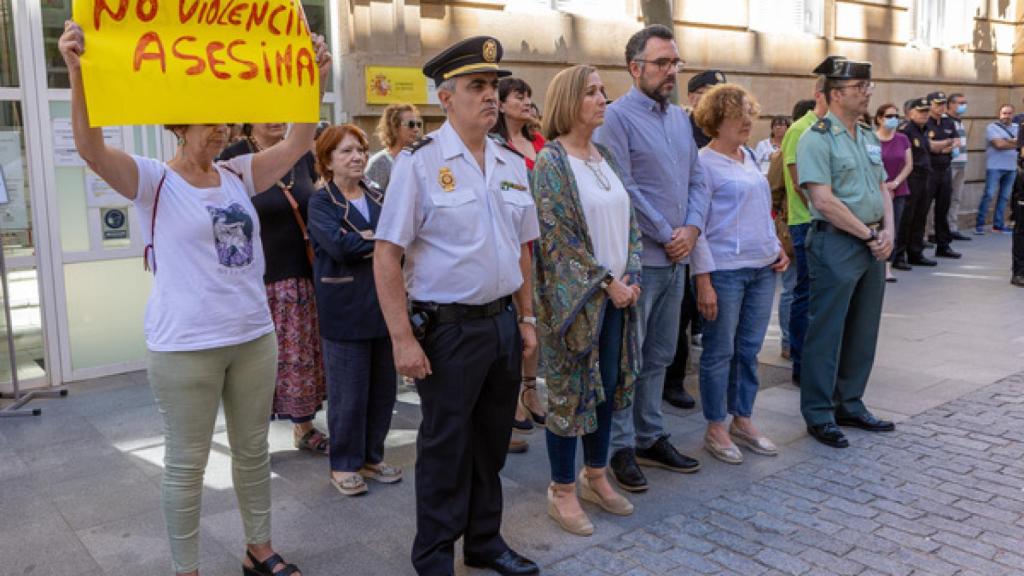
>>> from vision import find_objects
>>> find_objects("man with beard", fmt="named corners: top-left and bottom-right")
top-left (374, 36), bottom-right (541, 576)
top-left (796, 57), bottom-right (896, 448)
top-left (595, 24), bottom-right (709, 493)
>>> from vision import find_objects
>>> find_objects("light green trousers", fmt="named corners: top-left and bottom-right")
top-left (148, 331), bottom-right (278, 573)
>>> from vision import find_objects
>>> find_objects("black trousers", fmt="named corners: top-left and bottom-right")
top-left (1013, 175), bottom-right (1024, 276)
top-left (411, 306), bottom-right (521, 576)
top-left (899, 172), bottom-right (933, 259)
top-left (930, 165), bottom-right (953, 248)
top-left (665, 264), bottom-right (698, 390)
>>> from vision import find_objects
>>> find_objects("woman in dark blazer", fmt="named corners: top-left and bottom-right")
top-left (308, 124), bottom-right (400, 497)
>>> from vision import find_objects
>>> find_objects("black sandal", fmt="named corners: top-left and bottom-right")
top-left (520, 377), bottom-right (546, 426)
top-left (243, 550), bottom-right (301, 576)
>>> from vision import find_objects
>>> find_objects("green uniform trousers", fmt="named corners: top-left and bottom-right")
top-left (148, 331), bottom-right (278, 574)
top-left (800, 225), bottom-right (885, 426)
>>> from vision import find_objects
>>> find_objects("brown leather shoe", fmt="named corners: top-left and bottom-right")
top-left (508, 437), bottom-right (529, 454)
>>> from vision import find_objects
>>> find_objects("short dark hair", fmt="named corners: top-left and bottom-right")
top-left (770, 115), bottom-right (791, 128)
top-left (494, 77), bottom-right (535, 141)
top-left (874, 102), bottom-right (898, 126)
top-left (947, 93), bottom-right (965, 104)
top-left (792, 99), bottom-right (815, 120)
top-left (624, 24), bottom-right (674, 67)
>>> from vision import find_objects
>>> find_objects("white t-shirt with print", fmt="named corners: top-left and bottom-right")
top-left (134, 154), bottom-right (274, 352)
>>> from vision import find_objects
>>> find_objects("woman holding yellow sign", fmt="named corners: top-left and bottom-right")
top-left (59, 18), bottom-right (330, 576)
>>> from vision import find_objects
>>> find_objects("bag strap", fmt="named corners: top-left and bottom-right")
top-left (143, 171), bottom-right (168, 273)
top-left (279, 175), bottom-right (316, 268)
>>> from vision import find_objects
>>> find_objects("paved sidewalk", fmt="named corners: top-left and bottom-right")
top-left (0, 234), bottom-right (1022, 575)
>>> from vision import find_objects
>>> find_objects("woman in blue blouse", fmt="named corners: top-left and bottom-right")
top-left (691, 84), bottom-right (789, 465)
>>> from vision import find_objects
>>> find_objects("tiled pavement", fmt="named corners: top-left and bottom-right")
top-left (1, 234), bottom-right (1023, 576)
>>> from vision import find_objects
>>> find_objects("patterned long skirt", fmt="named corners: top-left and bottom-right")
top-left (266, 277), bottom-right (326, 422)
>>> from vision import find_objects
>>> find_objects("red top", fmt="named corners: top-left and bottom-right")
top-left (507, 131), bottom-right (546, 171)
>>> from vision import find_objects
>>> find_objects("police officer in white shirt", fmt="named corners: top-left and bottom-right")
top-left (373, 36), bottom-right (541, 576)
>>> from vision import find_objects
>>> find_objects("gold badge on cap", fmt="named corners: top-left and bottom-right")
top-left (483, 40), bottom-right (498, 64)
top-left (914, 138), bottom-right (920, 148)
top-left (438, 167), bottom-right (456, 192)
top-left (715, 72), bottom-right (724, 82)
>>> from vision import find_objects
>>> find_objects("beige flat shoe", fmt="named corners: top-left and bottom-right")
top-left (704, 434), bottom-right (744, 464)
top-left (547, 483), bottom-right (594, 536)
top-left (330, 472), bottom-right (368, 496)
top-left (578, 469), bottom-right (633, 516)
top-left (729, 426), bottom-right (779, 456)
top-left (360, 463), bottom-right (403, 484)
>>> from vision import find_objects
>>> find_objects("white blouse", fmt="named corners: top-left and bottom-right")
top-left (567, 155), bottom-right (631, 279)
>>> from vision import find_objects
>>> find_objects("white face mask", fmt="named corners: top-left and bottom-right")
top-left (883, 117), bottom-right (899, 130)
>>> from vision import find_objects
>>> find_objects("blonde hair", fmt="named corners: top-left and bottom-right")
top-left (541, 64), bottom-right (598, 141)
top-left (375, 103), bottom-right (420, 149)
top-left (692, 83), bottom-right (761, 139)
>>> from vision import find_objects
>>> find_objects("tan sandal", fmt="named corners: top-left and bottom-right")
top-left (359, 463), bottom-right (403, 484)
top-left (578, 468), bottom-right (633, 516)
top-left (547, 483), bottom-right (594, 536)
top-left (729, 425), bottom-right (779, 456)
top-left (520, 377), bottom-right (546, 425)
top-left (704, 434), bottom-right (744, 464)
top-left (330, 472), bottom-right (367, 496)
top-left (294, 428), bottom-right (329, 455)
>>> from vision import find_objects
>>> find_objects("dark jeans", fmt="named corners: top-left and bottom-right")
top-left (412, 307), bottom-right (521, 576)
top-left (900, 172), bottom-right (932, 259)
top-left (888, 196), bottom-right (906, 263)
top-left (931, 165), bottom-right (953, 248)
top-left (546, 305), bottom-right (623, 484)
top-left (323, 336), bottom-right (397, 472)
top-left (1014, 180), bottom-right (1024, 276)
top-left (664, 265), bottom-right (698, 390)
top-left (788, 223), bottom-right (811, 378)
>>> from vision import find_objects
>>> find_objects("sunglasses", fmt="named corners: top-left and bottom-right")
top-left (404, 120), bottom-right (424, 129)
top-left (883, 114), bottom-right (900, 119)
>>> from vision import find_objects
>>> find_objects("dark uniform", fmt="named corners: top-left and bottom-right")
top-left (924, 91), bottom-right (961, 257)
top-left (374, 37), bottom-right (541, 576)
top-left (897, 99), bottom-right (935, 267)
top-left (796, 57), bottom-right (895, 448)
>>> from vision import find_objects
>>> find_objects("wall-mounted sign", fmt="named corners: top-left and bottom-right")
top-left (101, 207), bottom-right (129, 240)
top-left (365, 66), bottom-right (439, 105)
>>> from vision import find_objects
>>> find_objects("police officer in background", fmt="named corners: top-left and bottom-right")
top-left (796, 57), bottom-right (896, 448)
top-left (895, 98), bottom-right (936, 270)
top-left (373, 36), bottom-right (541, 576)
top-left (925, 91), bottom-right (962, 259)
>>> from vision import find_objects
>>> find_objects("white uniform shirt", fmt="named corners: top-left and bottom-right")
top-left (375, 121), bottom-right (540, 305)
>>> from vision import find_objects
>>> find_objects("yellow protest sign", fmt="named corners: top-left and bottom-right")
top-left (366, 66), bottom-right (431, 105)
top-left (73, 0), bottom-right (320, 126)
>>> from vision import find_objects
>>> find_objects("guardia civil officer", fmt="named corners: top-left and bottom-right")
top-left (373, 37), bottom-right (541, 576)
top-left (796, 57), bottom-right (896, 448)
top-left (896, 98), bottom-right (936, 269)
top-left (924, 91), bottom-right (962, 259)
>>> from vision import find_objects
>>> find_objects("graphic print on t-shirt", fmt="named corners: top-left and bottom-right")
top-left (206, 203), bottom-right (255, 268)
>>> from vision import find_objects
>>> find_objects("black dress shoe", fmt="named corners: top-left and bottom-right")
top-left (927, 234), bottom-right (936, 244)
top-left (892, 258), bottom-right (912, 271)
top-left (951, 231), bottom-right (972, 241)
top-left (791, 372), bottom-right (801, 387)
top-left (465, 549), bottom-right (539, 576)
top-left (807, 423), bottom-right (849, 448)
top-left (610, 447), bottom-right (649, 492)
top-left (512, 416), bottom-right (534, 433)
top-left (635, 436), bottom-right (701, 474)
top-left (836, 412), bottom-right (896, 432)
top-left (924, 241), bottom-right (935, 249)
top-left (935, 246), bottom-right (962, 259)
top-left (908, 254), bottom-right (937, 267)
top-left (663, 386), bottom-right (696, 409)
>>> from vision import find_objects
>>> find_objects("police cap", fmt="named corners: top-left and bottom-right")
top-left (813, 55), bottom-right (871, 80)
top-left (926, 91), bottom-right (947, 104)
top-left (687, 70), bottom-right (727, 94)
top-left (422, 36), bottom-right (512, 86)
top-left (910, 97), bottom-right (930, 111)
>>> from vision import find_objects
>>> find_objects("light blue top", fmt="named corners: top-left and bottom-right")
top-left (985, 121), bottom-right (1018, 171)
top-left (375, 121), bottom-right (540, 305)
top-left (594, 86), bottom-right (709, 266)
top-left (690, 147), bottom-right (780, 276)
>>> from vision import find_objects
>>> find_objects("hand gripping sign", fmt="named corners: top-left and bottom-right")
top-left (73, 0), bottom-right (320, 126)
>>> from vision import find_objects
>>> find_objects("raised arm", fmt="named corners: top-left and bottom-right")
top-left (250, 34), bottom-right (332, 192)
top-left (60, 20), bottom-right (138, 199)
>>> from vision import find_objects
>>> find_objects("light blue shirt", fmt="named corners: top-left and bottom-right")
top-left (594, 87), bottom-right (709, 266)
top-left (985, 121), bottom-right (1018, 171)
top-left (690, 148), bottom-right (780, 276)
top-left (375, 121), bottom-right (540, 305)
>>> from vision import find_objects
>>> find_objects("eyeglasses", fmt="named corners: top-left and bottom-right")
top-left (883, 113), bottom-right (900, 119)
top-left (836, 81), bottom-right (875, 94)
top-left (404, 120), bottom-right (424, 129)
top-left (633, 58), bottom-right (686, 74)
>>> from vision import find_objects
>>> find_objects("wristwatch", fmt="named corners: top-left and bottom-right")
top-left (517, 315), bottom-right (537, 327)
top-left (599, 271), bottom-right (616, 290)
top-left (864, 228), bottom-right (879, 244)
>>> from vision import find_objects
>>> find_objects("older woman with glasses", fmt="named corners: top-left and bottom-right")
top-left (366, 103), bottom-right (423, 191)
top-left (532, 64), bottom-right (643, 536)
top-left (59, 19), bottom-right (329, 576)
top-left (691, 84), bottom-right (789, 465)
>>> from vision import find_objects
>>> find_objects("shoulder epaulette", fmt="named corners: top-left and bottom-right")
top-left (404, 137), bottom-right (434, 154)
top-left (487, 133), bottom-right (524, 159)
top-left (810, 118), bottom-right (831, 134)
top-left (857, 121), bottom-right (871, 131)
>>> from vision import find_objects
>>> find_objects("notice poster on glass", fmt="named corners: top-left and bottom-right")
top-left (0, 131), bottom-right (28, 229)
top-left (52, 119), bottom-right (124, 166)
top-left (85, 169), bottom-right (129, 209)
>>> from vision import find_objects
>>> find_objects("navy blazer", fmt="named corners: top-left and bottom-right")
top-left (307, 179), bottom-right (389, 342)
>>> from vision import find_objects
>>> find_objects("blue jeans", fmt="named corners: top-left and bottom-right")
top-left (323, 336), bottom-right (397, 472)
top-left (787, 223), bottom-right (811, 377)
top-left (777, 264), bottom-right (796, 350)
top-left (610, 264), bottom-right (685, 452)
top-left (546, 305), bottom-right (623, 484)
top-left (699, 266), bottom-right (775, 422)
top-left (977, 169), bottom-right (1016, 229)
